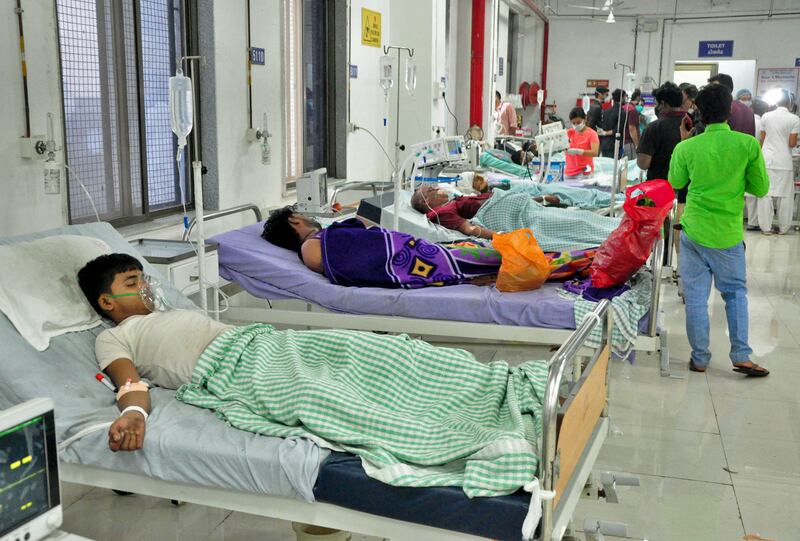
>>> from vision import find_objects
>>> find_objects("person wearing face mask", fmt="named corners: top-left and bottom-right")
top-left (637, 82), bottom-right (693, 261)
top-left (565, 107), bottom-right (600, 177)
top-left (708, 73), bottom-right (755, 136)
top-left (736, 88), bottom-right (753, 109)
top-left (679, 83), bottom-right (703, 135)
top-left (587, 86), bottom-right (609, 131)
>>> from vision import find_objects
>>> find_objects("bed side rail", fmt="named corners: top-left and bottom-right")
top-left (539, 299), bottom-right (610, 540)
top-left (183, 204), bottom-right (263, 241)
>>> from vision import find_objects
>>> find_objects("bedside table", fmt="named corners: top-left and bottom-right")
top-left (129, 239), bottom-right (221, 317)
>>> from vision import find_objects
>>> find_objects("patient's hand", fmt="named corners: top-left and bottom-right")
top-left (108, 411), bottom-right (146, 452)
top-left (544, 195), bottom-right (560, 205)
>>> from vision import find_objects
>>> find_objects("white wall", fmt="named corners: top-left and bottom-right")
top-left (347, 0), bottom-right (393, 182)
top-left (0, 1), bottom-right (67, 236)
top-left (209, 0), bottom-right (285, 211)
top-left (346, 0), bottom-right (446, 181)
top-left (547, 15), bottom-right (800, 114)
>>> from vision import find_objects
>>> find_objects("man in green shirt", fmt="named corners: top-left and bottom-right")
top-left (668, 84), bottom-right (770, 377)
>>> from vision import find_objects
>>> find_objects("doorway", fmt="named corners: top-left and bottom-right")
top-left (673, 60), bottom-right (756, 94)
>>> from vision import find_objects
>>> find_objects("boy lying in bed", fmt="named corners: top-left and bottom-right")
top-left (261, 207), bottom-right (595, 288)
top-left (77, 253), bottom-right (551, 497)
top-left (410, 183), bottom-right (621, 252)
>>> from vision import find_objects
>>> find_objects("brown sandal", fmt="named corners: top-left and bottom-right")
top-left (688, 361), bottom-right (706, 373)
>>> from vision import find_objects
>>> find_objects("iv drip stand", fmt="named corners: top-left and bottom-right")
top-left (180, 55), bottom-right (209, 314)
top-left (609, 61), bottom-right (632, 218)
top-left (384, 45), bottom-right (415, 232)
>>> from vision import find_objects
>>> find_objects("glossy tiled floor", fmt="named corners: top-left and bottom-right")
top-left (60, 231), bottom-right (800, 540)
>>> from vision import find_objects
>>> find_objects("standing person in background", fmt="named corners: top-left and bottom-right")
top-left (679, 83), bottom-right (703, 134)
top-left (494, 91), bottom-right (518, 136)
top-left (637, 82), bottom-right (691, 265)
top-left (622, 90), bottom-right (641, 158)
top-left (630, 89), bottom-right (647, 135)
top-left (598, 89), bottom-right (627, 158)
top-left (564, 107), bottom-right (600, 177)
top-left (756, 89), bottom-right (800, 235)
top-left (736, 89), bottom-right (753, 108)
top-left (746, 98), bottom-right (771, 230)
top-left (668, 84), bottom-right (770, 377)
top-left (587, 86), bottom-right (609, 131)
top-left (708, 73), bottom-right (755, 136)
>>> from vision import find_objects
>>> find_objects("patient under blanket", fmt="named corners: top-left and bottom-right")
top-left (473, 189), bottom-right (621, 252)
top-left (319, 219), bottom-right (593, 288)
top-left (176, 325), bottom-right (549, 497)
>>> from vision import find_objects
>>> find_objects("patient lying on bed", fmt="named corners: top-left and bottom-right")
top-left (261, 207), bottom-right (595, 288)
top-left (261, 207), bottom-right (502, 288)
top-left (77, 253), bottom-right (549, 497)
top-left (411, 184), bottom-right (621, 252)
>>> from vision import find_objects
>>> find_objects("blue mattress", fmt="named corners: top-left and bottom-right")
top-left (315, 452), bottom-right (531, 541)
top-left (214, 222), bottom-right (579, 330)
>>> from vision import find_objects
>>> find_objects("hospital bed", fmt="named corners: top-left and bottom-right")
top-left (211, 205), bottom-right (672, 376)
top-left (0, 222), bottom-right (624, 541)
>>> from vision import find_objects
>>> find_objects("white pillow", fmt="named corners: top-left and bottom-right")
top-left (0, 235), bottom-right (111, 351)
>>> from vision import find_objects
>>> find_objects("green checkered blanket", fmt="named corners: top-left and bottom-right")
top-left (564, 271), bottom-right (652, 355)
top-left (472, 189), bottom-right (621, 252)
top-left (176, 325), bottom-right (550, 497)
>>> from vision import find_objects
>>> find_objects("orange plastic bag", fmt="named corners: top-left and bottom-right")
top-left (493, 229), bottom-right (552, 292)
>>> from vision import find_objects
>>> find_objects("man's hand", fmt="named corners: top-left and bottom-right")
top-left (679, 116), bottom-right (693, 141)
top-left (108, 411), bottom-right (146, 452)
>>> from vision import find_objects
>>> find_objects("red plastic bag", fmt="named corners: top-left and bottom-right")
top-left (494, 229), bottom-right (552, 292)
top-left (590, 179), bottom-right (675, 288)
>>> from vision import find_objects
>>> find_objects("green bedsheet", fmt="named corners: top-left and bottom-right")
top-left (177, 325), bottom-right (550, 497)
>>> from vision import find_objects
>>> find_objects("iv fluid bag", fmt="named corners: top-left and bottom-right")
top-left (404, 57), bottom-right (417, 94)
top-left (582, 95), bottom-right (591, 113)
top-left (379, 55), bottom-right (395, 97)
top-left (169, 70), bottom-right (194, 162)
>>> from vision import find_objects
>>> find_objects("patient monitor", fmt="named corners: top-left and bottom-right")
top-left (296, 168), bottom-right (329, 215)
top-left (0, 398), bottom-right (62, 541)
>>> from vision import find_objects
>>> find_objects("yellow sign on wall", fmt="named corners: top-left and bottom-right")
top-left (361, 8), bottom-right (381, 47)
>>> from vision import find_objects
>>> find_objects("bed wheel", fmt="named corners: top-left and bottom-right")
top-left (171, 500), bottom-right (184, 506)
top-left (112, 489), bottom-right (133, 496)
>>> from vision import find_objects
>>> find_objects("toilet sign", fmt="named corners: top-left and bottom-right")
top-left (698, 40), bottom-right (733, 58)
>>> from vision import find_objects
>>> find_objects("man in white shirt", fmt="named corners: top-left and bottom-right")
top-left (757, 90), bottom-right (800, 235)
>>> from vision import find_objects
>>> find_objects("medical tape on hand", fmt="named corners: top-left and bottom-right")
top-left (116, 381), bottom-right (150, 401)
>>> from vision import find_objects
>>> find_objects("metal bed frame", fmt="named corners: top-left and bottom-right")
top-left (60, 301), bottom-right (615, 541)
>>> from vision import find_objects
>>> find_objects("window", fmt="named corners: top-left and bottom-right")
top-left (56, 0), bottom-right (188, 224)
top-left (283, 0), bottom-right (344, 194)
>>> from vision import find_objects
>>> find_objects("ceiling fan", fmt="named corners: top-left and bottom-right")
top-left (567, 0), bottom-right (628, 23)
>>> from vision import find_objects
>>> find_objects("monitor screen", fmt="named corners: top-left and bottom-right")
top-left (0, 410), bottom-right (60, 537)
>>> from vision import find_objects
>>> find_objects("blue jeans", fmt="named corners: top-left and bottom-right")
top-left (679, 232), bottom-right (752, 367)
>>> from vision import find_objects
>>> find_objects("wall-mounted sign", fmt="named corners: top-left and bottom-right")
top-left (361, 8), bottom-right (381, 47)
top-left (250, 47), bottom-right (265, 66)
top-left (796, 58), bottom-right (800, 67)
top-left (756, 67), bottom-right (799, 98)
top-left (698, 40), bottom-right (733, 58)
top-left (349, 64), bottom-right (358, 79)
top-left (586, 79), bottom-right (610, 88)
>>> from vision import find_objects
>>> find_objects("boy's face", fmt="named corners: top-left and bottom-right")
top-left (98, 269), bottom-right (151, 323)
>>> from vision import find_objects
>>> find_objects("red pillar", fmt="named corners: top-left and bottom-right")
top-left (469, 0), bottom-right (486, 128)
